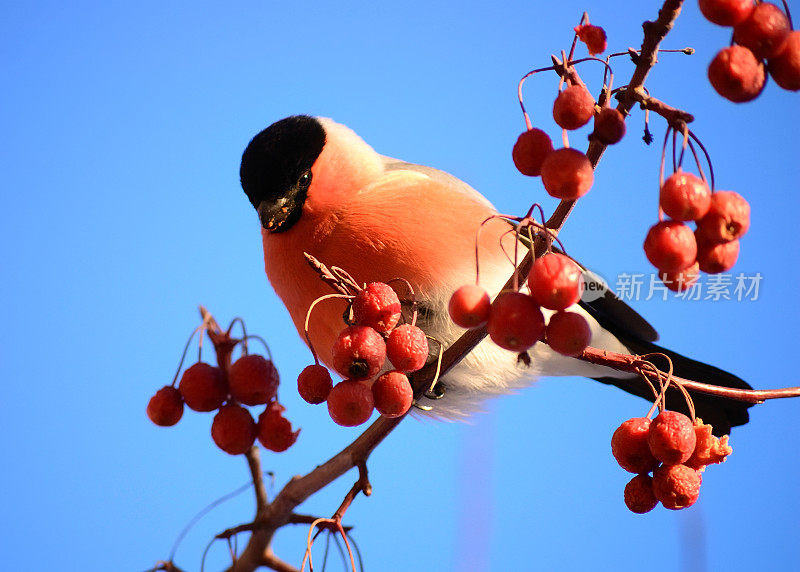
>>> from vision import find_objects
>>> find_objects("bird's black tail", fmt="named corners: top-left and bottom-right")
top-left (592, 338), bottom-right (752, 436)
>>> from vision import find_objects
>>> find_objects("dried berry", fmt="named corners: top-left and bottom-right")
top-left (372, 371), bottom-right (414, 418)
top-left (327, 380), bottom-right (374, 426)
top-left (147, 386), bottom-right (184, 427)
top-left (733, 2), bottom-right (790, 59)
top-left (659, 171), bottom-right (712, 222)
top-left (297, 364), bottom-right (333, 404)
top-left (699, 0), bottom-right (755, 27)
top-left (648, 411), bottom-right (697, 465)
top-left (624, 474), bottom-right (659, 514)
top-left (686, 420), bottom-right (733, 470)
top-left (449, 284), bottom-right (492, 329)
top-left (708, 45), bottom-right (766, 103)
top-left (652, 464), bottom-right (702, 510)
top-left (540, 148), bottom-right (594, 200)
top-left (211, 403), bottom-right (257, 455)
top-left (386, 324), bottom-right (429, 373)
top-left (575, 23), bottom-right (607, 55)
top-left (696, 236), bottom-right (740, 274)
top-left (643, 221), bottom-right (697, 273)
top-left (352, 282), bottom-right (401, 333)
top-left (179, 362), bottom-right (228, 412)
top-left (545, 311), bottom-right (591, 356)
top-left (228, 354), bottom-right (279, 406)
top-left (331, 325), bottom-right (386, 380)
top-left (487, 291), bottom-right (545, 352)
top-left (768, 31), bottom-right (800, 91)
top-left (696, 191), bottom-right (750, 243)
top-left (659, 261), bottom-right (700, 293)
top-left (553, 85), bottom-right (596, 130)
top-left (512, 128), bottom-right (554, 176)
top-left (592, 107), bottom-right (626, 145)
top-left (528, 253), bottom-right (584, 311)
top-left (611, 417), bottom-right (660, 474)
top-left (257, 402), bottom-right (300, 452)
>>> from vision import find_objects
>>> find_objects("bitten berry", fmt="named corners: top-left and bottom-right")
top-left (611, 417), bottom-right (660, 474)
top-left (211, 403), bottom-right (257, 455)
top-left (331, 325), bottom-right (386, 380)
top-left (652, 464), bottom-right (702, 510)
top-left (540, 148), bottom-right (594, 200)
top-left (327, 380), bottom-right (374, 426)
top-left (179, 362), bottom-right (228, 412)
top-left (696, 237), bottom-right (740, 274)
top-left (686, 420), bottom-right (733, 470)
top-left (352, 282), bottom-right (402, 333)
top-left (552, 85), bottom-right (596, 130)
top-left (768, 31), bottom-right (800, 91)
top-left (659, 171), bottom-right (712, 222)
top-left (591, 107), bottom-right (626, 145)
top-left (545, 311), bottom-right (591, 357)
top-left (372, 371), bottom-right (414, 418)
top-left (528, 253), bottom-right (584, 311)
top-left (659, 262), bottom-right (700, 293)
top-left (624, 474), bottom-right (659, 514)
top-left (733, 2), bottom-right (791, 59)
top-left (708, 45), bottom-right (766, 103)
top-left (575, 23), bottom-right (607, 55)
top-left (699, 0), bottom-right (755, 27)
top-left (386, 324), bottom-right (429, 373)
top-left (512, 129), bottom-right (554, 176)
top-left (297, 364), bottom-right (333, 404)
top-left (228, 354), bottom-right (279, 406)
top-left (696, 191), bottom-right (751, 243)
top-left (449, 284), bottom-right (492, 329)
top-left (147, 386), bottom-right (184, 427)
top-left (648, 411), bottom-right (697, 465)
top-left (257, 402), bottom-right (300, 452)
top-left (643, 221), bottom-right (697, 273)
top-left (487, 292), bottom-right (545, 352)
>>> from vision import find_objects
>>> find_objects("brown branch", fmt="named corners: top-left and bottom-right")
top-left (624, 86), bottom-right (694, 130)
top-left (578, 347), bottom-right (800, 403)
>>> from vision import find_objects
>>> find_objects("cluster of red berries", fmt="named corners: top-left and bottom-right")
top-left (512, 80), bottom-right (624, 201)
top-left (702, 0), bottom-right (800, 100)
top-left (147, 353), bottom-right (299, 455)
top-left (611, 411), bottom-right (732, 513)
top-left (449, 252), bottom-right (592, 357)
top-left (298, 282), bottom-right (429, 427)
top-left (644, 170), bottom-right (751, 290)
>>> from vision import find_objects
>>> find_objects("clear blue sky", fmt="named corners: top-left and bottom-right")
top-left (2, 1), bottom-right (798, 571)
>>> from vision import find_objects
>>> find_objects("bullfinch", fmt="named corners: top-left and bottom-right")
top-left (239, 115), bottom-right (751, 435)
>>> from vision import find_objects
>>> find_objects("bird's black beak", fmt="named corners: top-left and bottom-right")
top-left (256, 182), bottom-right (306, 233)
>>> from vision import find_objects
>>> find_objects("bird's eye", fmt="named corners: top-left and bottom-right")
top-left (298, 171), bottom-right (312, 189)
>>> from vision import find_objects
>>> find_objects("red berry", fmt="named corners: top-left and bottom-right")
top-left (487, 292), bottom-right (545, 352)
top-left (659, 171), bottom-right (712, 222)
top-left (228, 354), bottom-right (279, 406)
top-left (659, 261), bottom-right (700, 293)
top-left (699, 0), bottom-right (755, 27)
top-left (624, 474), bottom-right (659, 514)
top-left (686, 421), bottom-right (733, 470)
top-left (696, 237), bottom-right (740, 274)
top-left (512, 128), bottom-right (554, 176)
top-left (372, 371), bottom-right (414, 418)
top-left (611, 417), bottom-right (660, 474)
top-left (648, 411), bottom-right (697, 465)
top-left (733, 2), bottom-right (790, 59)
top-left (696, 190), bottom-right (751, 243)
top-left (652, 464), bottom-right (702, 510)
top-left (643, 221), bottom-right (697, 273)
top-left (386, 324), bottom-right (428, 373)
top-left (327, 380), bottom-right (374, 426)
top-left (211, 403), bottom-right (256, 455)
top-left (553, 85), bottom-right (596, 130)
top-left (575, 23), bottom-right (607, 55)
top-left (297, 364), bottom-right (333, 404)
top-left (179, 362), bottom-right (228, 412)
top-left (545, 311), bottom-right (591, 356)
top-left (592, 107), bottom-right (626, 145)
top-left (352, 282), bottom-right (401, 333)
top-left (708, 45), bottom-right (766, 103)
top-left (147, 386), bottom-right (184, 426)
top-left (540, 148), bottom-right (594, 200)
top-left (449, 284), bottom-right (492, 328)
top-left (257, 402), bottom-right (300, 452)
top-left (331, 325), bottom-right (386, 381)
top-left (528, 253), bottom-right (584, 311)
top-left (768, 31), bottom-right (800, 91)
